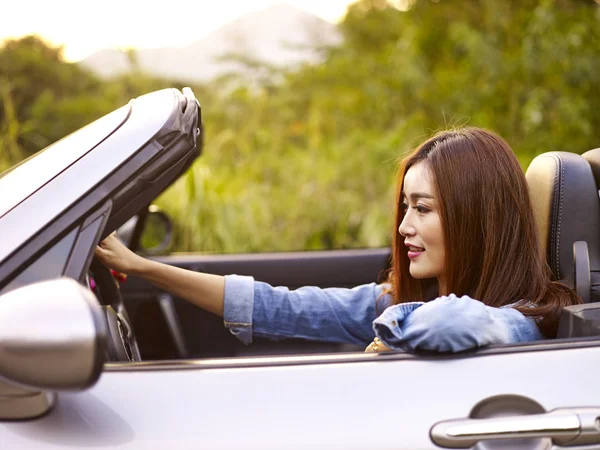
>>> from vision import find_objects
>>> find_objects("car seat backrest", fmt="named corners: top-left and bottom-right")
top-left (525, 151), bottom-right (600, 302)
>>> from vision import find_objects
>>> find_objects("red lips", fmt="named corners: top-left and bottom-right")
top-left (405, 242), bottom-right (425, 259)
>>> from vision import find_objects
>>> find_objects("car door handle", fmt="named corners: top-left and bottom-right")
top-left (430, 407), bottom-right (600, 448)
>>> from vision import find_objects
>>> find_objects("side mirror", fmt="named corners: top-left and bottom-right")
top-left (116, 205), bottom-right (173, 255)
top-left (0, 278), bottom-right (106, 419)
top-left (139, 205), bottom-right (173, 255)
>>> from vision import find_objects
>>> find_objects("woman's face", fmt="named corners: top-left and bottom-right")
top-left (398, 162), bottom-right (447, 290)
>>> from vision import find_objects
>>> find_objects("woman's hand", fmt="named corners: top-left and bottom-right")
top-left (94, 232), bottom-right (144, 275)
top-left (364, 337), bottom-right (391, 353)
top-left (95, 233), bottom-right (226, 317)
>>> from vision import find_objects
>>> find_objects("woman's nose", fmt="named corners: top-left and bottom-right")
top-left (398, 213), bottom-right (415, 237)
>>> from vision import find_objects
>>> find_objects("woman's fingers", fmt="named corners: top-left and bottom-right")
top-left (94, 233), bottom-right (133, 273)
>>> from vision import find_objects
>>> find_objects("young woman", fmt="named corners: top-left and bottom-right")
top-left (95, 127), bottom-right (580, 353)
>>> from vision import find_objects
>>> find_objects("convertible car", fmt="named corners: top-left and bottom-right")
top-left (1, 87), bottom-right (600, 449)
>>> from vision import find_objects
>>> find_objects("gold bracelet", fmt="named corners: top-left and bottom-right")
top-left (372, 337), bottom-right (380, 352)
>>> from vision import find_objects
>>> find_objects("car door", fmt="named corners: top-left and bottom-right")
top-left (3, 338), bottom-right (599, 449)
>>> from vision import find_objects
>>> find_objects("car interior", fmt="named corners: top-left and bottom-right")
top-left (118, 146), bottom-right (600, 362)
top-left (119, 248), bottom-right (388, 360)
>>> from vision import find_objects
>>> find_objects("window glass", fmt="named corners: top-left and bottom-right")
top-left (0, 228), bottom-right (79, 295)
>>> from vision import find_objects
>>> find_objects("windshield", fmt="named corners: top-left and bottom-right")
top-left (0, 105), bottom-right (129, 218)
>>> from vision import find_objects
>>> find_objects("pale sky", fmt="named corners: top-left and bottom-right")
top-left (0, 0), bottom-right (355, 62)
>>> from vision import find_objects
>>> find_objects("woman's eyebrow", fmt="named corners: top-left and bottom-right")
top-left (404, 192), bottom-right (435, 201)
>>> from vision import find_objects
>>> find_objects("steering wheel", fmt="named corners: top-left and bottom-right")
top-left (90, 258), bottom-right (142, 362)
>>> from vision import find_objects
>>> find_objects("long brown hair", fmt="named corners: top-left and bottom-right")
top-left (388, 127), bottom-right (580, 337)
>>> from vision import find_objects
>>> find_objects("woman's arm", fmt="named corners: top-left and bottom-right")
top-left (94, 233), bottom-right (225, 316)
top-left (373, 294), bottom-right (543, 353)
top-left (224, 275), bottom-right (390, 346)
top-left (95, 234), bottom-right (391, 346)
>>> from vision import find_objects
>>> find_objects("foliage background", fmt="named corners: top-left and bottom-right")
top-left (1, 0), bottom-right (599, 253)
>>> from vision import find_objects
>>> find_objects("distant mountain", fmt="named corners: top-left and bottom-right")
top-left (80, 3), bottom-right (342, 82)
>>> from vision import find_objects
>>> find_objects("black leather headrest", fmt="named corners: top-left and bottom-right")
top-left (525, 152), bottom-right (600, 293)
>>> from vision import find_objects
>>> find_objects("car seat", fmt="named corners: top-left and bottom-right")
top-left (526, 150), bottom-right (600, 338)
top-left (581, 149), bottom-right (600, 301)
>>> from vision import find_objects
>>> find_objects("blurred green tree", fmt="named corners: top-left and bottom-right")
top-left (0, 36), bottom-right (103, 160)
top-left (1, 1), bottom-right (599, 252)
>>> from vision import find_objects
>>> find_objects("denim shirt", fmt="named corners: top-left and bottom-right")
top-left (222, 275), bottom-right (543, 352)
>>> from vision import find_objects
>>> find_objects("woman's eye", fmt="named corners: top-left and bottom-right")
top-left (401, 201), bottom-right (429, 214)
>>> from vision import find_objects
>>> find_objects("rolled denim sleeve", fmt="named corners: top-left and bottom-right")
top-left (372, 294), bottom-right (543, 353)
top-left (223, 274), bottom-right (392, 346)
top-left (223, 275), bottom-right (256, 345)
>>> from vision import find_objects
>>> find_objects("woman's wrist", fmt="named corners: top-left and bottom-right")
top-left (128, 254), bottom-right (152, 277)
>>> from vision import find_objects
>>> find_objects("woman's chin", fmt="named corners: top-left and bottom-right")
top-left (409, 270), bottom-right (424, 279)
top-left (409, 265), bottom-right (432, 280)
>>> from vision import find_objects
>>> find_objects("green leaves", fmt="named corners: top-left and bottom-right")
top-left (2, 1), bottom-right (600, 254)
